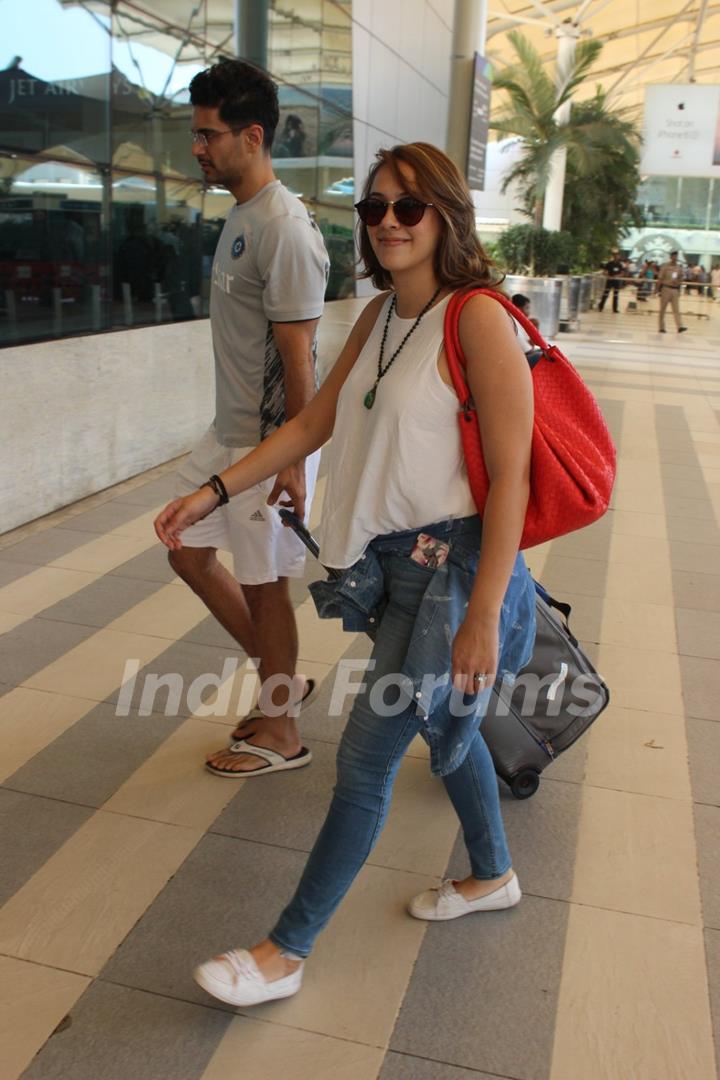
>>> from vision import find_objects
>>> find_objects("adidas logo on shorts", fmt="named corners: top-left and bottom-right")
top-left (249, 509), bottom-right (265, 522)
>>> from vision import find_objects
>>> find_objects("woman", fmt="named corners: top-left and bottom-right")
top-left (155, 142), bottom-right (536, 1008)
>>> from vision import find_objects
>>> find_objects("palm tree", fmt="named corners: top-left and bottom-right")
top-left (561, 91), bottom-right (644, 267)
top-left (490, 31), bottom-right (639, 230)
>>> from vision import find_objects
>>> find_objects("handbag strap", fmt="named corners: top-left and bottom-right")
top-left (443, 287), bottom-right (564, 408)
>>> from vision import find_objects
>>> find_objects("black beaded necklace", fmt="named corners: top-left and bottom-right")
top-left (363, 285), bottom-right (443, 409)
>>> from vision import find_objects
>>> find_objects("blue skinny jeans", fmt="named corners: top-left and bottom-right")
top-left (269, 550), bottom-right (511, 958)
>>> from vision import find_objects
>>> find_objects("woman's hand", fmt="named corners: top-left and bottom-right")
top-left (451, 611), bottom-right (499, 697)
top-left (267, 461), bottom-right (307, 521)
top-left (154, 487), bottom-right (218, 550)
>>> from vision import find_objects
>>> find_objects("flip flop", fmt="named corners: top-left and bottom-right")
top-left (228, 678), bottom-right (317, 744)
top-left (206, 739), bottom-right (313, 778)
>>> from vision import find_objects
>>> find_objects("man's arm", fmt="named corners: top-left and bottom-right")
top-left (255, 210), bottom-right (329, 517)
top-left (272, 318), bottom-right (319, 421)
top-left (266, 318), bottom-right (320, 518)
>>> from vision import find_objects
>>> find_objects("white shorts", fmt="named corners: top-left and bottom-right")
top-left (175, 426), bottom-right (321, 585)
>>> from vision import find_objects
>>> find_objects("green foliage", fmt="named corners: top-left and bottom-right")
top-left (496, 224), bottom-right (577, 276)
top-left (480, 238), bottom-right (501, 264)
top-left (490, 32), bottom-right (642, 246)
top-left (561, 93), bottom-right (644, 267)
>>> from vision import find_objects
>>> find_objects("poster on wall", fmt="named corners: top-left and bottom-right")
top-left (467, 54), bottom-right (492, 190)
top-left (642, 84), bottom-right (720, 177)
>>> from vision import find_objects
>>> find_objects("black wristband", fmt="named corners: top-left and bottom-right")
top-left (207, 474), bottom-right (230, 506)
top-left (199, 481), bottom-right (221, 513)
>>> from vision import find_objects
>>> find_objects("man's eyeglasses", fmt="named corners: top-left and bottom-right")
top-left (190, 128), bottom-right (236, 147)
top-left (354, 196), bottom-right (434, 227)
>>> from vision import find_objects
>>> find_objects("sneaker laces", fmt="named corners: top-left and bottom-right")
top-left (437, 879), bottom-right (458, 901)
top-left (222, 949), bottom-right (262, 984)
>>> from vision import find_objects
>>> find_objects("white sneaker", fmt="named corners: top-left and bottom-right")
top-left (408, 873), bottom-right (521, 921)
top-left (193, 948), bottom-right (303, 1006)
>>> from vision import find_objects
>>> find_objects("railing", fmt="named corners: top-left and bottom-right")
top-left (595, 276), bottom-right (716, 321)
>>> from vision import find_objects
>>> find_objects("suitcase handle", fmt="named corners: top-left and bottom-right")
top-left (533, 580), bottom-right (577, 646)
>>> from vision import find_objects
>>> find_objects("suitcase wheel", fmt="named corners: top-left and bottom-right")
top-left (510, 769), bottom-right (540, 800)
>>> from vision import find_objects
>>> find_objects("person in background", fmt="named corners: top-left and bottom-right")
top-left (166, 59), bottom-right (330, 778)
top-left (275, 114), bottom-right (307, 158)
top-left (709, 263), bottom-right (720, 300)
top-left (657, 250), bottom-right (687, 334)
top-left (685, 263), bottom-right (705, 296)
top-left (636, 260), bottom-right (654, 302)
top-left (512, 293), bottom-right (539, 327)
top-left (510, 293), bottom-right (541, 357)
top-left (598, 248), bottom-right (624, 313)
top-left (155, 141), bottom-right (537, 1009)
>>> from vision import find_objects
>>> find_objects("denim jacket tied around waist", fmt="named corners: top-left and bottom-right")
top-left (309, 515), bottom-right (536, 777)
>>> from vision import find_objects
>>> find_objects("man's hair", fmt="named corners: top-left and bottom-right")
top-left (357, 142), bottom-right (501, 292)
top-left (189, 59), bottom-right (279, 151)
top-left (512, 293), bottom-right (530, 310)
top-left (670, 250), bottom-right (678, 256)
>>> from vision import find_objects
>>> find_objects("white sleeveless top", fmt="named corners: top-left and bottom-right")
top-left (317, 292), bottom-right (477, 568)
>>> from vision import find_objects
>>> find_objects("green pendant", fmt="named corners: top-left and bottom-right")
top-left (363, 387), bottom-right (376, 409)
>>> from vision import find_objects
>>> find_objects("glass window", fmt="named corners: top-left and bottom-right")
top-left (0, 0), bottom-right (354, 346)
top-left (0, 155), bottom-right (111, 342)
top-left (0, 0), bottom-right (112, 344)
top-left (638, 176), bottom-right (715, 230)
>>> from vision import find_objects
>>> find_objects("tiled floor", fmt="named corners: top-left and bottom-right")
top-left (1, 302), bottom-right (719, 1079)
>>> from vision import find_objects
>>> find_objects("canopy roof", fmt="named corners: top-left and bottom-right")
top-left (485, 0), bottom-right (719, 114)
top-left (60, 1), bottom-right (353, 92)
top-left (62, 0), bottom-right (718, 116)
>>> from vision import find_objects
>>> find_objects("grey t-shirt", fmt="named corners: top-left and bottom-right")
top-left (210, 180), bottom-right (329, 447)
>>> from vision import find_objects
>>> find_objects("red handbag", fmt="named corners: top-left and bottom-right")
top-left (444, 287), bottom-right (616, 549)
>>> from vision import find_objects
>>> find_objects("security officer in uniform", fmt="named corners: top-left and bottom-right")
top-left (656, 251), bottom-right (687, 334)
top-left (598, 249), bottom-right (625, 313)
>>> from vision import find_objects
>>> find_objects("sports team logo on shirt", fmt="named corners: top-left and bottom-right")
top-left (231, 234), bottom-right (246, 258)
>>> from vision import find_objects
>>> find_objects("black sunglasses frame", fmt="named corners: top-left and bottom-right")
top-left (354, 196), bottom-right (434, 227)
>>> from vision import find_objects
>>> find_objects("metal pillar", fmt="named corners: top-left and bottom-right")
top-left (151, 113), bottom-right (167, 225)
top-left (154, 282), bottom-right (164, 323)
top-left (52, 287), bottom-right (63, 335)
top-left (446, 0), bottom-right (488, 174)
top-left (706, 178), bottom-right (715, 232)
top-left (90, 285), bottom-right (102, 331)
top-left (234, 0), bottom-right (269, 68)
top-left (542, 22), bottom-right (579, 232)
top-left (122, 282), bottom-right (133, 327)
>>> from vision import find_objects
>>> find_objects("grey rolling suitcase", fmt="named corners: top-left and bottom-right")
top-left (482, 581), bottom-right (609, 798)
top-left (280, 512), bottom-right (609, 800)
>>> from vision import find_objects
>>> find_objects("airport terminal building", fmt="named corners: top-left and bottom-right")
top-left (1, 3), bottom-right (719, 1079)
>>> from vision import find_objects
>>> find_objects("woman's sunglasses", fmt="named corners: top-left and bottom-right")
top-left (354, 196), bottom-right (434, 227)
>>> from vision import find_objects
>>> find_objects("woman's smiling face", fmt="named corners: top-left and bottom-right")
top-left (365, 162), bottom-right (442, 279)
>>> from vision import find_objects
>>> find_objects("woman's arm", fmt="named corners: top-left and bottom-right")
top-left (154, 293), bottom-right (389, 549)
top-left (450, 293), bottom-right (533, 693)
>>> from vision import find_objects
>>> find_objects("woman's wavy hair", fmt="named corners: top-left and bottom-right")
top-left (357, 142), bottom-right (502, 292)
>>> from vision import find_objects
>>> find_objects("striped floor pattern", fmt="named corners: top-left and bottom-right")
top-left (0, 304), bottom-right (719, 1080)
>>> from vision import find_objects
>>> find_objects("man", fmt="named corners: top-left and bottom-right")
top-left (161, 59), bottom-right (329, 776)
top-left (656, 251), bottom-right (687, 334)
top-left (710, 263), bottom-right (720, 301)
top-left (686, 263), bottom-right (705, 296)
top-left (598, 248), bottom-right (624, 313)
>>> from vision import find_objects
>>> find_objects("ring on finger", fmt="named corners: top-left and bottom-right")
top-left (473, 672), bottom-right (488, 685)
